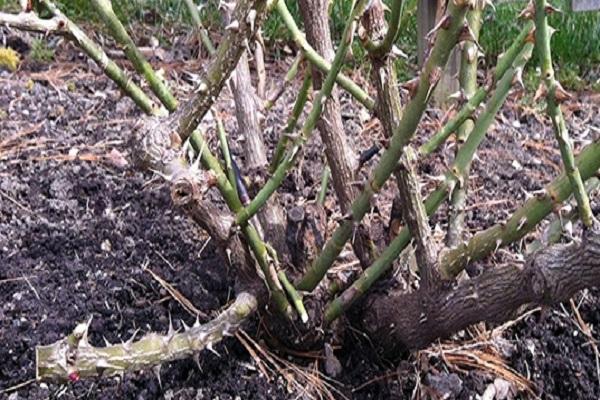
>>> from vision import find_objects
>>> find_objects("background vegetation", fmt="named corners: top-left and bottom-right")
top-left (1, 0), bottom-right (599, 88)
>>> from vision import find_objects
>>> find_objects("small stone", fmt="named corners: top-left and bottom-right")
top-left (101, 239), bottom-right (112, 252)
top-left (426, 372), bottom-right (462, 399)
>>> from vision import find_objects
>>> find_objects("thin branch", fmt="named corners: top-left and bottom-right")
top-left (264, 52), bottom-right (304, 111)
top-left (90, 0), bottom-right (178, 111)
top-left (533, 0), bottom-right (593, 227)
top-left (0, 5), bottom-right (164, 116)
top-left (183, 0), bottom-right (216, 55)
top-left (274, 0), bottom-right (375, 110)
top-left (296, 1), bottom-right (471, 292)
top-left (235, 0), bottom-right (372, 227)
top-left (269, 68), bottom-right (312, 172)
top-left (170, 0), bottom-right (268, 141)
top-left (418, 20), bottom-right (534, 156)
top-left (324, 42), bottom-right (536, 320)
top-left (446, 4), bottom-right (484, 247)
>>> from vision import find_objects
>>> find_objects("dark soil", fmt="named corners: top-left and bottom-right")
top-left (1, 35), bottom-right (600, 400)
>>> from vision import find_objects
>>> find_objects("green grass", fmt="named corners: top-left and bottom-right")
top-left (1, 0), bottom-right (598, 87)
top-left (30, 37), bottom-right (55, 63)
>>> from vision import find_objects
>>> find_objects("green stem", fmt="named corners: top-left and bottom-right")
top-left (447, 5), bottom-right (483, 247)
top-left (188, 131), bottom-right (292, 317)
top-left (183, 0), bottom-right (216, 55)
top-left (278, 271), bottom-right (309, 323)
top-left (527, 177), bottom-right (600, 254)
top-left (418, 21), bottom-right (534, 156)
top-left (215, 112), bottom-right (236, 188)
top-left (275, 0), bottom-right (375, 110)
top-left (534, 0), bottom-right (593, 227)
top-left (324, 43), bottom-right (535, 320)
top-left (326, 138), bottom-right (600, 323)
top-left (236, 0), bottom-right (370, 227)
top-left (38, 0), bottom-right (163, 116)
top-left (269, 69), bottom-right (312, 172)
top-left (441, 141), bottom-right (600, 278)
top-left (264, 53), bottom-right (304, 111)
top-left (296, 1), bottom-right (470, 292)
top-left (90, 0), bottom-right (178, 111)
top-left (317, 167), bottom-right (331, 206)
top-left (36, 293), bottom-right (257, 382)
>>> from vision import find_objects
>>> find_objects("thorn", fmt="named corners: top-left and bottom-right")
top-left (518, 1), bottom-right (535, 19)
top-left (190, 151), bottom-right (202, 172)
top-left (207, 342), bottom-right (221, 357)
top-left (447, 90), bottom-right (464, 102)
top-left (124, 328), bottom-right (140, 349)
top-left (193, 315), bottom-right (201, 328)
top-left (195, 82), bottom-right (208, 94)
top-left (72, 316), bottom-right (93, 347)
top-left (167, 313), bottom-right (177, 338)
top-left (246, 9), bottom-right (257, 32)
top-left (193, 354), bottom-right (203, 371)
top-left (218, 0), bottom-right (235, 12)
top-left (427, 15), bottom-right (452, 41)
top-left (554, 81), bottom-right (573, 103)
top-left (494, 238), bottom-right (503, 251)
top-left (225, 20), bottom-right (240, 32)
top-left (544, 4), bottom-right (561, 14)
top-left (517, 216), bottom-right (528, 231)
top-left (182, 320), bottom-right (192, 331)
top-left (512, 67), bottom-right (525, 89)
top-left (391, 45), bottom-right (408, 59)
top-left (484, 0), bottom-right (495, 12)
top-left (533, 82), bottom-right (547, 102)
top-left (153, 365), bottom-right (162, 390)
top-left (103, 336), bottom-right (112, 347)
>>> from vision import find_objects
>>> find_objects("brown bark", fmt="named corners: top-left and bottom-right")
top-left (362, 0), bottom-right (407, 246)
top-left (396, 150), bottom-right (440, 288)
top-left (234, 51), bottom-right (267, 171)
top-left (362, 0), bottom-right (403, 138)
top-left (361, 226), bottom-right (600, 355)
top-left (233, 51), bottom-right (289, 265)
top-left (169, 164), bottom-right (264, 296)
top-left (297, 0), bottom-right (373, 268)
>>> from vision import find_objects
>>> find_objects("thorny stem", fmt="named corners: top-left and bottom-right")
top-left (183, 0), bottom-right (217, 55)
top-left (446, 4), bottom-right (483, 247)
top-left (270, 69), bottom-right (312, 172)
top-left (173, 0), bottom-right (268, 141)
top-left (215, 112), bottom-right (236, 188)
top-left (418, 20), bottom-right (534, 156)
top-left (274, 0), bottom-right (375, 110)
top-left (264, 53), bottom-right (304, 111)
top-left (90, 0), bottom-right (178, 111)
top-left (36, 293), bottom-right (257, 382)
top-left (533, 0), bottom-right (593, 227)
top-left (236, 0), bottom-right (371, 227)
top-left (527, 177), bottom-right (600, 254)
top-left (441, 141), bottom-right (600, 277)
top-left (296, 1), bottom-right (471, 292)
top-left (324, 43), bottom-right (535, 320)
top-left (188, 132), bottom-right (293, 318)
top-left (318, 167), bottom-right (331, 206)
top-left (29, 1), bottom-right (165, 116)
top-left (326, 138), bottom-right (600, 323)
